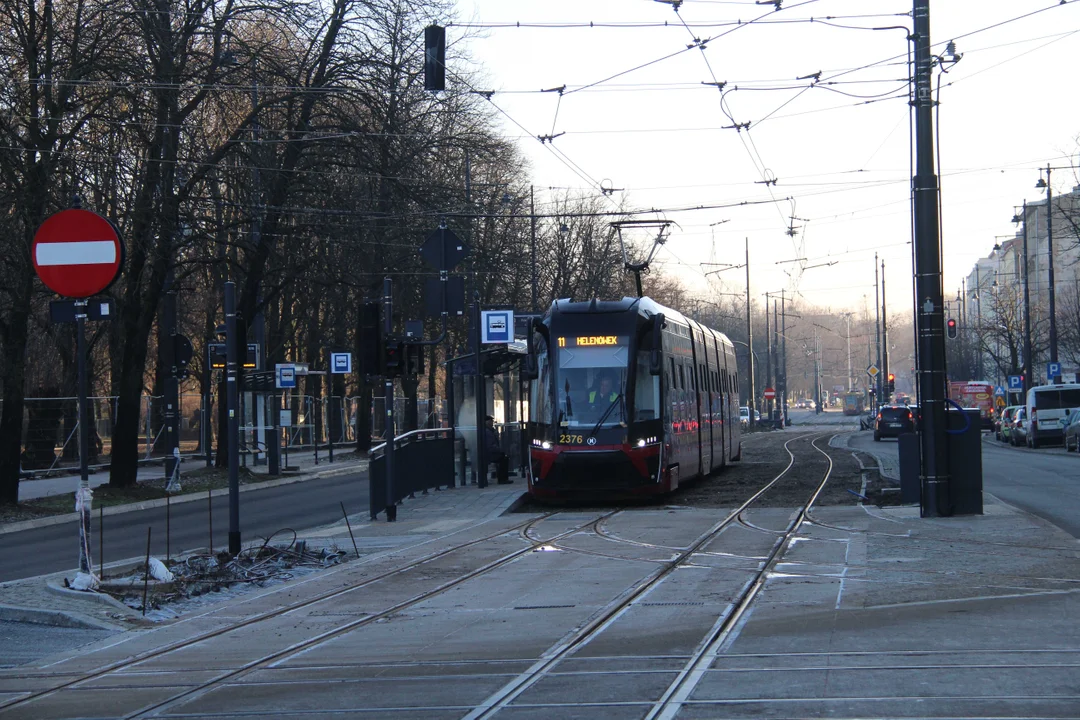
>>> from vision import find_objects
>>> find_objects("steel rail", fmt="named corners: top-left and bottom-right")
top-left (115, 511), bottom-right (618, 719)
top-left (0, 510), bottom-right (567, 714)
top-left (644, 432), bottom-right (837, 720)
top-left (461, 431), bottom-right (820, 720)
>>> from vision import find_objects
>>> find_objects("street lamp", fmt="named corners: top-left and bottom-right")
top-left (1013, 203), bottom-right (1033, 394)
top-left (1036, 166), bottom-right (1059, 380)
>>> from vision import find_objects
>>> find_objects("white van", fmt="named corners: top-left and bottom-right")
top-left (1025, 383), bottom-right (1080, 448)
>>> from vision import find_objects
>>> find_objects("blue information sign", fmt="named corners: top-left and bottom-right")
top-left (1007, 375), bottom-right (1023, 391)
top-left (1047, 362), bottom-right (1062, 380)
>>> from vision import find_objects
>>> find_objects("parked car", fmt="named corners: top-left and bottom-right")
top-left (1010, 407), bottom-right (1028, 446)
top-left (874, 405), bottom-right (915, 441)
top-left (1025, 383), bottom-right (1080, 448)
top-left (739, 406), bottom-right (750, 428)
top-left (1063, 410), bottom-right (1080, 452)
top-left (997, 405), bottom-right (1020, 443)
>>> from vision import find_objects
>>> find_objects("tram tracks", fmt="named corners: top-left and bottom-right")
top-left (463, 431), bottom-right (838, 719)
top-left (0, 510), bottom-right (613, 717)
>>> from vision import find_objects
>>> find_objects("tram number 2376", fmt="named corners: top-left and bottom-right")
top-left (559, 434), bottom-right (584, 444)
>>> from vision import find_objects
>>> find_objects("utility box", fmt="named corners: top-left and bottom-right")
top-left (946, 407), bottom-right (983, 515)
top-left (896, 407), bottom-right (982, 515)
top-left (898, 433), bottom-right (920, 504)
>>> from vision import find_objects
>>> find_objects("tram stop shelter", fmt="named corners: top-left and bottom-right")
top-left (446, 341), bottom-right (529, 485)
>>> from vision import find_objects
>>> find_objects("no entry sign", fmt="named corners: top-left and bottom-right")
top-left (32, 209), bottom-right (122, 298)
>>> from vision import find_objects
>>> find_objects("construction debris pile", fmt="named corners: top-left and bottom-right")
top-left (100, 530), bottom-right (349, 617)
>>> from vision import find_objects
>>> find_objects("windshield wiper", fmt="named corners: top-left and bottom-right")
top-left (588, 393), bottom-right (624, 439)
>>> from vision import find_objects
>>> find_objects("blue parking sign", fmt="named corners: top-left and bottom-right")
top-left (1007, 375), bottom-right (1023, 391)
top-left (1048, 362), bottom-right (1062, 379)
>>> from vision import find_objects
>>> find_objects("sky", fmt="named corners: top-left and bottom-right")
top-left (448, 0), bottom-right (1080, 317)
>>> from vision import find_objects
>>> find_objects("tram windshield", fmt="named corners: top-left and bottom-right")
top-left (556, 343), bottom-right (628, 428)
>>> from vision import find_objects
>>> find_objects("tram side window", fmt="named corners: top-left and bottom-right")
top-left (634, 351), bottom-right (660, 421)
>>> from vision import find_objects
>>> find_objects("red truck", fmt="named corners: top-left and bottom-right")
top-left (947, 381), bottom-right (995, 430)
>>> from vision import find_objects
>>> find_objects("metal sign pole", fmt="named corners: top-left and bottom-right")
top-left (75, 299), bottom-right (93, 577)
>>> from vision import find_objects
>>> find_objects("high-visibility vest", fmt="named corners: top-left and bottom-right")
top-left (589, 390), bottom-right (618, 404)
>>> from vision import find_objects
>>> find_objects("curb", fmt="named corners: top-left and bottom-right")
top-left (1, 461), bottom-right (367, 536)
top-left (0, 603), bottom-right (124, 632)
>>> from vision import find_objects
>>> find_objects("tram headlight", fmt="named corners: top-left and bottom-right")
top-left (541, 441), bottom-right (552, 450)
top-left (637, 439), bottom-right (646, 448)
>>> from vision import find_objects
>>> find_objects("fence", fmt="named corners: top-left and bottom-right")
top-left (10, 392), bottom-right (447, 475)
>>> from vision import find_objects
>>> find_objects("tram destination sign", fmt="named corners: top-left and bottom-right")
top-left (557, 335), bottom-right (627, 347)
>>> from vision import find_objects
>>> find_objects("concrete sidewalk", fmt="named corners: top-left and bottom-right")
top-left (0, 474), bottom-right (524, 640)
top-left (17, 447), bottom-right (358, 502)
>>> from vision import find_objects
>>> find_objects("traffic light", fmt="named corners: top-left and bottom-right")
top-left (384, 336), bottom-right (403, 377)
top-left (424, 25), bottom-right (446, 91)
top-left (887, 373), bottom-right (895, 395)
top-left (358, 301), bottom-right (382, 378)
top-left (947, 317), bottom-right (957, 339)
top-left (404, 341), bottom-right (425, 377)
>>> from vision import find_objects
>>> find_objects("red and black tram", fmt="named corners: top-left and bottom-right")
top-left (525, 296), bottom-right (741, 498)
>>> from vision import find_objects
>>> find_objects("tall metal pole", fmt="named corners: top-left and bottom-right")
top-left (382, 277), bottom-right (397, 520)
top-left (1045, 164), bottom-right (1059, 376)
top-left (76, 300), bottom-right (93, 576)
top-left (163, 291), bottom-right (180, 485)
top-left (466, 153), bottom-right (487, 487)
top-left (882, 261), bottom-right (889, 398)
top-left (225, 282), bottom-right (241, 554)
top-left (764, 296), bottom-right (771, 420)
top-left (1022, 201), bottom-right (1033, 394)
top-left (530, 185), bottom-right (538, 313)
top-left (912, 0), bottom-right (950, 517)
top-left (875, 254), bottom-right (882, 404)
top-left (250, 58), bottom-right (268, 469)
top-left (772, 299), bottom-right (779, 424)
top-left (745, 238), bottom-right (755, 425)
top-left (845, 314), bottom-right (852, 392)
top-left (781, 290), bottom-right (787, 426)
top-left (975, 265), bottom-right (983, 379)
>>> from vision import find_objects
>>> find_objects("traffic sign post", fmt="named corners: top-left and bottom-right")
top-left (1007, 375), bottom-right (1023, 392)
top-left (32, 205), bottom-right (126, 589)
top-left (1047, 362), bottom-right (1062, 381)
top-left (763, 387), bottom-right (776, 400)
top-left (866, 364), bottom-right (879, 378)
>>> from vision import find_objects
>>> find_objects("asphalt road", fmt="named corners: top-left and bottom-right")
top-left (980, 435), bottom-right (1080, 538)
top-left (0, 470), bottom-right (369, 582)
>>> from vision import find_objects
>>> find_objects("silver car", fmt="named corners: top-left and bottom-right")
top-left (1064, 410), bottom-right (1080, 452)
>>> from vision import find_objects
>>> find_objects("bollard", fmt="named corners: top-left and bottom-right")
top-left (98, 504), bottom-right (104, 577)
top-left (166, 493), bottom-right (171, 563)
top-left (208, 487), bottom-right (213, 556)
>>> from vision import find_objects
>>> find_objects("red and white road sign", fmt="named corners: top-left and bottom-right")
top-left (32, 209), bottom-right (122, 298)
top-left (763, 387), bottom-right (776, 400)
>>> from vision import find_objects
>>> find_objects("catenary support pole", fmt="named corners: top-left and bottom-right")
top-left (1022, 201), bottom-right (1033, 394)
top-left (764, 297), bottom-right (771, 421)
top-left (882, 262), bottom-right (889, 397)
top-left (164, 291), bottom-right (180, 484)
top-left (875, 254), bottom-right (882, 404)
top-left (225, 282), bottom-right (242, 554)
top-left (1046, 165), bottom-right (1059, 378)
top-left (383, 277), bottom-right (397, 521)
top-left (912, 0), bottom-right (950, 517)
top-left (745, 238), bottom-right (755, 425)
top-left (781, 290), bottom-right (787, 426)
